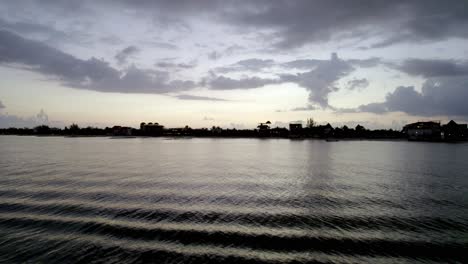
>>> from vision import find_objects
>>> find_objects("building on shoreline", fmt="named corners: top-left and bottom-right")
top-left (442, 120), bottom-right (467, 141)
top-left (112, 126), bottom-right (133, 136)
top-left (402, 120), bottom-right (468, 141)
top-left (289, 123), bottom-right (303, 138)
top-left (403, 121), bottom-right (441, 141)
top-left (257, 121), bottom-right (271, 137)
top-left (140, 122), bottom-right (164, 136)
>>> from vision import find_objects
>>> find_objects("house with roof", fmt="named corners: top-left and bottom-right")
top-left (402, 121), bottom-right (441, 141)
top-left (442, 120), bottom-right (467, 141)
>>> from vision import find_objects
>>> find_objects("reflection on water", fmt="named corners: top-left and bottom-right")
top-left (0, 136), bottom-right (467, 263)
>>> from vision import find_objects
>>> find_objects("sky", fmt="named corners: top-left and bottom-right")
top-left (1, 0), bottom-right (468, 129)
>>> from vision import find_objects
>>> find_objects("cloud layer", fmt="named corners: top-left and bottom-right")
top-left (0, 30), bottom-right (195, 94)
top-left (1, 1), bottom-right (468, 123)
top-left (115, 46), bottom-right (140, 65)
top-left (351, 77), bottom-right (468, 117)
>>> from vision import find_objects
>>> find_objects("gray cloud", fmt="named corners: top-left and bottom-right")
top-left (281, 59), bottom-right (321, 70)
top-left (0, 113), bottom-right (40, 128)
top-left (156, 61), bottom-right (196, 69)
top-left (290, 105), bottom-right (318, 111)
top-left (216, 58), bottom-right (275, 73)
top-left (115, 46), bottom-right (140, 65)
top-left (275, 108), bottom-right (315, 113)
top-left (36, 109), bottom-right (48, 124)
top-left (3, 1), bottom-right (468, 51)
top-left (394, 58), bottom-right (468, 78)
top-left (206, 75), bottom-right (279, 90)
top-left (99, 35), bottom-right (123, 45)
top-left (222, 0), bottom-right (468, 49)
top-left (0, 17), bottom-right (87, 45)
top-left (350, 76), bottom-right (468, 117)
top-left (207, 51), bottom-right (221, 60)
top-left (0, 30), bottom-right (196, 94)
top-left (280, 53), bottom-right (354, 108)
top-left (283, 57), bottom-right (380, 70)
top-left (208, 53), bottom-right (368, 108)
top-left (347, 58), bottom-right (381, 68)
top-left (347, 78), bottom-right (369, 90)
top-left (0, 109), bottom-right (64, 128)
top-left (0, 17), bottom-right (66, 38)
top-left (174, 94), bottom-right (229, 101)
top-left (148, 41), bottom-right (178, 50)
top-left (224, 44), bottom-right (245, 55)
top-left (0, 100), bottom-right (4, 109)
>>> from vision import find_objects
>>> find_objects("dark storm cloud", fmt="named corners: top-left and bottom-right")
top-left (347, 78), bottom-right (369, 90)
top-left (93, 0), bottom-right (468, 49)
top-left (394, 58), bottom-right (468, 78)
top-left (114, 46), bottom-right (140, 65)
top-left (349, 77), bottom-right (468, 117)
top-left (3, 1), bottom-right (468, 50)
top-left (221, 0), bottom-right (468, 49)
top-left (174, 94), bottom-right (228, 101)
top-left (0, 30), bottom-right (196, 94)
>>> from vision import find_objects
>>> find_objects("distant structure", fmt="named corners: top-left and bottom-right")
top-left (166, 125), bottom-right (192, 136)
top-left (323, 123), bottom-right (334, 136)
top-left (140, 122), bottom-right (164, 136)
top-left (403, 121), bottom-right (441, 141)
top-left (442, 120), bottom-right (467, 141)
top-left (257, 121), bottom-right (271, 137)
top-left (271, 127), bottom-right (288, 137)
top-left (289, 122), bottom-right (303, 138)
top-left (3, 117), bottom-right (466, 142)
top-left (112, 126), bottom-right (133, 136)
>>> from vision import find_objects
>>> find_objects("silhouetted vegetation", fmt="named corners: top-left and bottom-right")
top-left (1, 119), bottom-right (466, 141)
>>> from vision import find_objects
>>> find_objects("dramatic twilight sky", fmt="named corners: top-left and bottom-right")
top-left (1, 0), bottom-right (468, 129)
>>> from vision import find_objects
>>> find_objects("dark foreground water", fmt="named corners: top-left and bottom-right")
top-left (0, 136), bottom-right (467, 263)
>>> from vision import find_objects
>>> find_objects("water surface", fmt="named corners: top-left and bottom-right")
top-left (0, 136), bottom-right (467, 263)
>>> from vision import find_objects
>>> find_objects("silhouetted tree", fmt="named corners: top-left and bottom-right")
top-left (34, 125), bottom-right (51, 135)
top-left (69, 123), bottom-right (80, 135)
top-left (306, 118), bottom-right (315, 128)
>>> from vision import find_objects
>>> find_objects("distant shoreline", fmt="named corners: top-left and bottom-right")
top-left (2, 134), bottom-right (464, 143)
top-left (2, 120), bottom-right (467, 142)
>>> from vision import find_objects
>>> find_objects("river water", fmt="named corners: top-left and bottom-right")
top-left (0, 136), bottom-right (467, 263)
